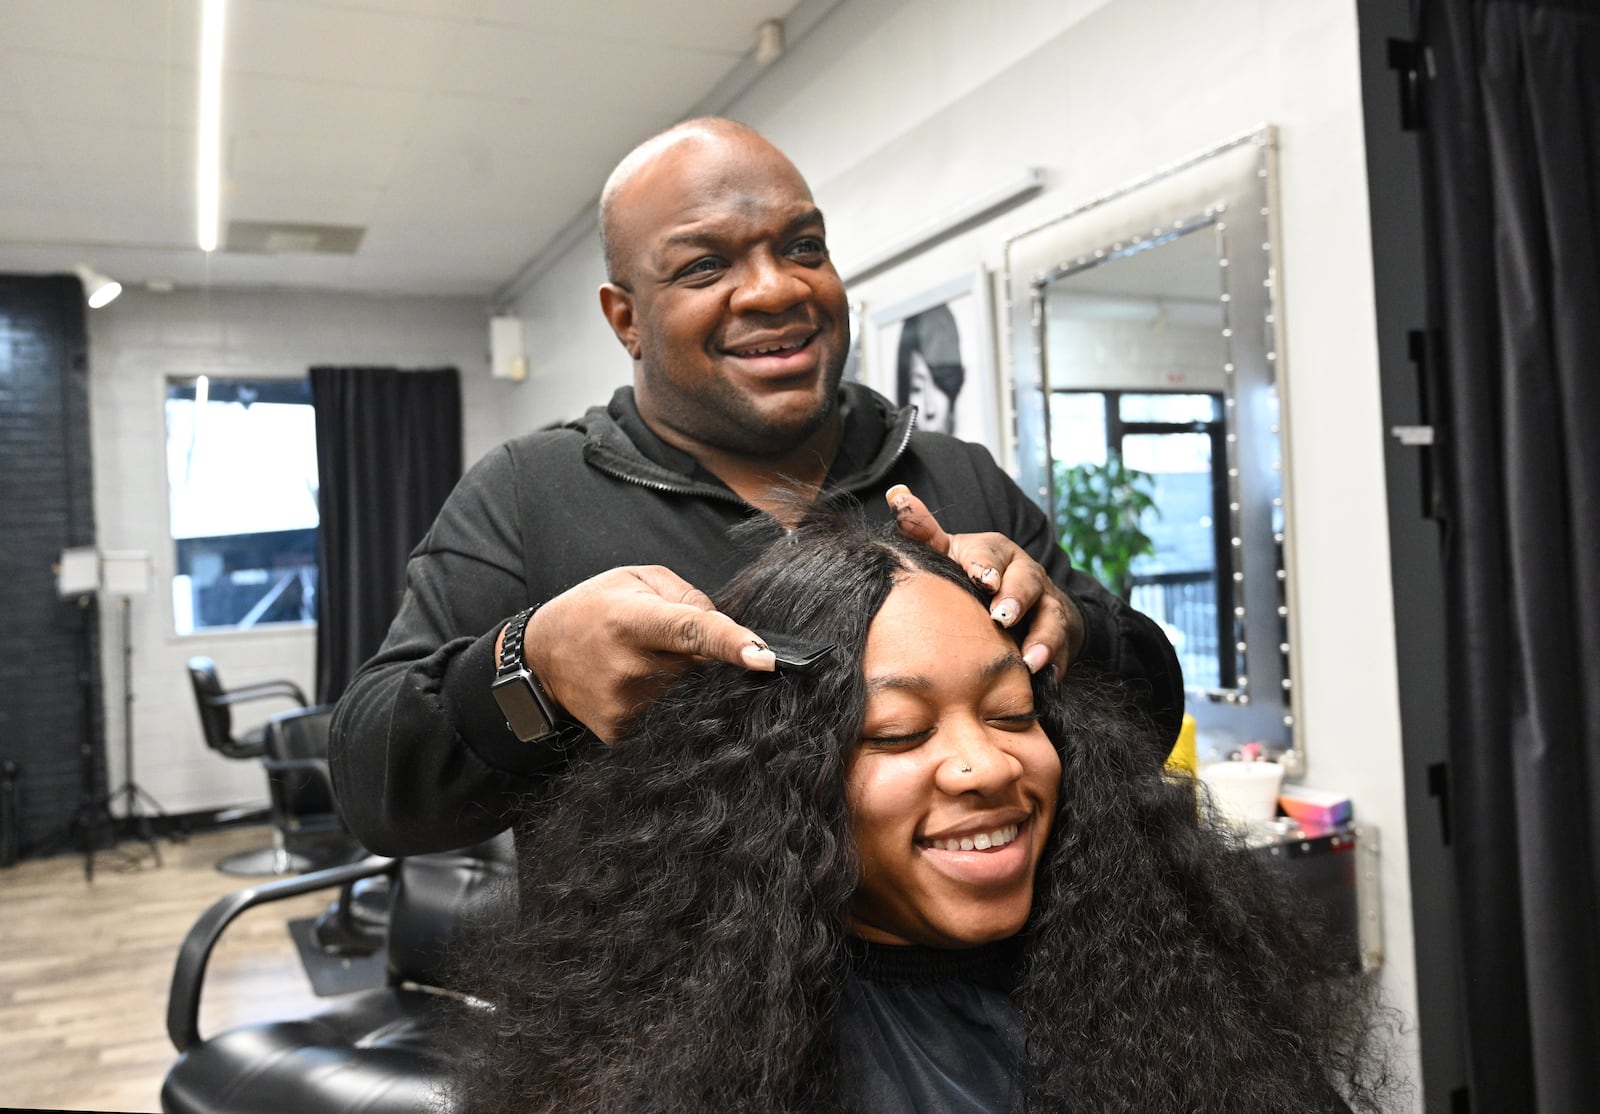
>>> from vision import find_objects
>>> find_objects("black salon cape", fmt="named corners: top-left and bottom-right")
top-left (837, 937), bottom-right (1028, 1113)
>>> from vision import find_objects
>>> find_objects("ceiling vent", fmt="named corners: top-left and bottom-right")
top-left (223, 220), bottom-right (366, 255)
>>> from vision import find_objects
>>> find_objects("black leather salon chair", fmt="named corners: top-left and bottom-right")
top-left (162, 833), bottom-right (515, 1114)
top-left (186, 656), bottom-right (308, 760)
top-left (260, 706), bottom-right (365, 872)
top-left (260, 706), bottom-right (383, 953)
top-left (186, 656), bottom-right (311, 875)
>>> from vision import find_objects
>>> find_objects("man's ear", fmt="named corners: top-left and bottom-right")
top-left (599, 284), bottom-right (642, 360)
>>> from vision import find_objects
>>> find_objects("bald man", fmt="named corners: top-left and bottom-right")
top-left (330, 119), bottom-right (1182, 856)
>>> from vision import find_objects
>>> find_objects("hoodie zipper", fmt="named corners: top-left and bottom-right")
top-left (586, 454), bottom-right (752, 507)
top-left (584, 398), bottom-right (918, 506)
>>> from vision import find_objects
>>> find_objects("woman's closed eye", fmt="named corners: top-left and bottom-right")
top-left (987, 710), bottom-right (1042, 731)
top-left (859, 725), bottom-right (933, 749)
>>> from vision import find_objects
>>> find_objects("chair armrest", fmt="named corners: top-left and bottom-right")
top-left (166, 855), bottom-right (395, 1052)
top-left (203, 681), bottom-right (310, 709)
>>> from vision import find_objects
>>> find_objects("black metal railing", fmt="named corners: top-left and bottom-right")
top-left (1130, 569), bottom-right (1220, 689)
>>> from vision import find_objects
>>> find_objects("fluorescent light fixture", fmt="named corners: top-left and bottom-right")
top-left (73, 264), bottom-right (123, 309)
top-left (196, 0), bottom-right (226, 252)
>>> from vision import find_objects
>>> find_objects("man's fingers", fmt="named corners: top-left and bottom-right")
top-left (627, 564), bottom-right (718, 612)
top-left (881, 504), bottom-right (1087, 674)
top-left (645, 605), bottom-right (776, 672)
top-left (526, 566), bottom-right (779, 745)
top-left (622, 568), bottom-right (775, 672)
top-left (1018, 601), bottom-right (1071, 676)
top-left (886, 484), bottom-right (953, 555)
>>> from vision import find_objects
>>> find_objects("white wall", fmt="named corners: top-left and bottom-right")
top-left (1048, 311), bottom-right (1228, 395)
top-left (503, 0), bottom-right (1421, 1098)
top-left (88, 287), bottom-right (505, 815)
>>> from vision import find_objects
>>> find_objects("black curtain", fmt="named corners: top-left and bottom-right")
top-left (1420, 1), bottom-right (1600, 1109)
top-left (311, 366), bottom-right (462, 706)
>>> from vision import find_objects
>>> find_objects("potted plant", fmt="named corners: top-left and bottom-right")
top-left (1051, 452), bottom-right (1159, 599)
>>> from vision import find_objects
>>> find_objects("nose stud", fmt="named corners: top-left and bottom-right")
top-left (959, 763), bottom-right (973, 773)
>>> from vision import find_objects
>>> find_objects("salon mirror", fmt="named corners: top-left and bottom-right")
top-left (1005, 128), bottom-right (1296, 759)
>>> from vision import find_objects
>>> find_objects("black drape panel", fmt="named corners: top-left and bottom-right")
top-left (1421, 2), bottom-right (1600, 1109)
top-left (311, 367), bottom-right (462, 706)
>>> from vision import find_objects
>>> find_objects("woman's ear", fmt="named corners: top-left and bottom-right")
top-left (599, 283), bottom-right (642, 360)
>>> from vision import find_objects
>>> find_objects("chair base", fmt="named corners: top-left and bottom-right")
top-left (215, 846), bottom-right (314, 877)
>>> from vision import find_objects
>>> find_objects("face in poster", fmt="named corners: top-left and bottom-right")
top-left (871, 277), bottom-right (996, 451)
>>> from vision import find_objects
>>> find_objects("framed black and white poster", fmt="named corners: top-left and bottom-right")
top-left (866, 269), bottom-right (999, 453)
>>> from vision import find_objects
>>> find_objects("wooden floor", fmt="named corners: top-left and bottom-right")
top-left (0, 825), bottom-right (339, 1113)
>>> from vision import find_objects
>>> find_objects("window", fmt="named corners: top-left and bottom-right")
top-left (1051, 389), bottom-right (1230, 689)
top-left (165, 377), bottom-right (319, 634)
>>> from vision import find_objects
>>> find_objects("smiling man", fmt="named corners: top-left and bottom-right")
top-left (597, 124), bottom-right (848, 487)
top-left (329, 119), bottom-right (1183, 857)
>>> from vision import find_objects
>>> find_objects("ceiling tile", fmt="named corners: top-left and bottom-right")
top-left (226, 0), bottom-right (461, 91)
top-left (0, 0), bottom-right (200, 64)
top-left (225, 179), bottom-right (383, 228)
top-left (226, 71), bottom-right (425, 147)
top-left (435, 20), bottom-right (739, 114)
top-left (229, 127), bottom-right (406, 190)
top-left (5, 51), bottom-right (197, 129)
top-left (469, 0), bottom-right (798, 53)
top-left (0, 113), bottom-right (37, 163)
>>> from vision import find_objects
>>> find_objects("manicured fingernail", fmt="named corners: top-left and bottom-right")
top-left (1023, 644), bottom-right (1051, 673)
top-left (886, 484), bottom-right (910, 511)
top-left (972, 565), bottom-right (999, 587)
top-left (991, 599), bottom-right (1018, 626)
top-left (740, 642), bottom-right (776, 671)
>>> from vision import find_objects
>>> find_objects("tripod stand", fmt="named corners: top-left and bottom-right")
top-left (85, 595), bottom-right (171, 875)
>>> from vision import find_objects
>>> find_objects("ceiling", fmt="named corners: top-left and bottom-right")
top-left (0, 0), bottom-right (819, 301)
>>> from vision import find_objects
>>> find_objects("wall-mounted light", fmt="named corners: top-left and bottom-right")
top-left (754, 19), bottom-right (785, 66)
top-left (197, 0), bottom-right (227, 252)
top-left (73, 264), bottom-right (123, 309)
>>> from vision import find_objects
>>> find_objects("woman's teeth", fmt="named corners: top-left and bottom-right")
top-left (927, 824), bottom-right (1019, 852)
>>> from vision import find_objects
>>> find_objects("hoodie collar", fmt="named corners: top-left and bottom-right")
top-left (581, 383), bottom-right (917, 499)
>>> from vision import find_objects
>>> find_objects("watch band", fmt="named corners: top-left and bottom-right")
top-left (492, 605), bottom-right (567, 744)
top-left (496, 605), bottom-right (538, 681)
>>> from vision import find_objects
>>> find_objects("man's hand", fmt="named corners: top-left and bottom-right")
top-left (504, 566), bottom-right (775, 744)
top-left (887, 484), bottom-right (1084, 676)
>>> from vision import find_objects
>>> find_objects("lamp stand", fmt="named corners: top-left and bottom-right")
top-left (90, 595), bottom-right (172, 872)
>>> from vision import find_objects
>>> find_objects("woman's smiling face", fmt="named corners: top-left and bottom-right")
top-left (845, 571), bottom-right (1061, 949)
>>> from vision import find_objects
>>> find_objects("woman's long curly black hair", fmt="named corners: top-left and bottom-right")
top-left (458, 510), bottom-right (1398, 1113)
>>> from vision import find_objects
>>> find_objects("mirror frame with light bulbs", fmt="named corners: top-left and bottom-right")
top-left (1003, 127), bottom-right (1298, 763)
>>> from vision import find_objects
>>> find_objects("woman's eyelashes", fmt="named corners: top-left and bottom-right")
top-left (859, 725), bottom-right (933, 749)
top-left (857, 706), bottom-right (1041, 749)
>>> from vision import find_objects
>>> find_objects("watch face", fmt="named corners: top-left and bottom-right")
top-left (493, 674), bottom-right (554, 741)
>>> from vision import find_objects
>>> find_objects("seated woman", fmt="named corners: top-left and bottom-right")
top-left (458, 510), bottom-right (1396, 1113)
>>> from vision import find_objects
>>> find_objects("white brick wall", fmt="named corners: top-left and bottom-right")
top-left (87, 287), bottom-right (507, 815)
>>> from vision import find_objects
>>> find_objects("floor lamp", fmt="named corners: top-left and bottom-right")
top-left (56, 546), bottom-right (107, 879)
top-left (95, 550), bottom-right (171, 870)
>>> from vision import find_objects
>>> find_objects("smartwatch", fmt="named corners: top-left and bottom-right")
top-left (490, 606), bottom-right (566, 744)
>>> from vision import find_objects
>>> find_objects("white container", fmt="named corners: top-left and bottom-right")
top-left (1198, 760), bottom-right (1285, 829)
